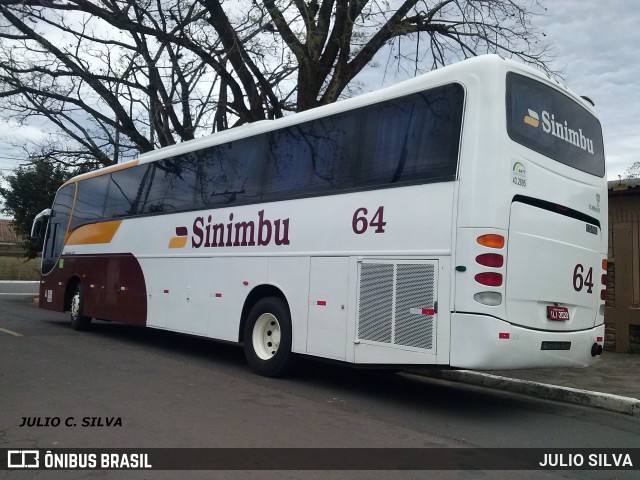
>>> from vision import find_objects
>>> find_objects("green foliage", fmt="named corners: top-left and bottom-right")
top-left (0, 160), bottom-right (72, 258)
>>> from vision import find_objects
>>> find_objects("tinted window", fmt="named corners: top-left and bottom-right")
top-left (140, 155), bottom-right (198, 214)
top-left (357, 85), bottom-right (463, 186)
top-left (196, 137), bottom-right (265, 208)
top-left (60, 82), bottom-right (463, 227)
top-left (42, 183), bottom-right (75, 275)
top-left (263, 115), bottom-right (357, 199)
top-left (308, 114), bottom-right (358, 191)
top-left (70, 174), bottom-right (109, 229)
top-left (104, 165), bottom-right (153, 219)
top-left (506, 72), bottom-right (605, 177)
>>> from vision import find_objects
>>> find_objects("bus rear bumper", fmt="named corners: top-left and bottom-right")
top-left (450, 313), bottom-right (605, 370)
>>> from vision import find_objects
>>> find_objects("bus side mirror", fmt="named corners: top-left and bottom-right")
top-left (31, 208), bottom-right (52, 239)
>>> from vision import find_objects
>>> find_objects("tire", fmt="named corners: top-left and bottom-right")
top-left (243, 297), bottom-right (294, 377)
top-left (70, 283), bottom-right (92, 331)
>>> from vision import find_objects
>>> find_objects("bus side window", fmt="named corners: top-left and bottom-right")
top-left (356, 98), bottom-right (413, 186)
top-left (356, 85), bottom-right (463, 187)
top-left (104, 165), bottom-right (152, 219)
top-left (309, 114), bottom-right (357, 192)
top-left (140, 155), bottom-right (198, 214)
top-left (263, 125), bottom-right (323, 200)
top-left (263, 115), bottom-right (358, 200)
top-left (70, 174), bottom-right (110, 229)
top-left (196, 136), bottom-right (265, 208)
top-left (417, 84), bottom-right (464, 180)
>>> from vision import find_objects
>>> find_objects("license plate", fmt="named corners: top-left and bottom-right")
top-left (547, 305), bottom-right (569, 321)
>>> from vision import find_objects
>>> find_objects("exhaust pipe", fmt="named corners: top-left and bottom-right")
top-left (591, 343), bottom-right (603, 357)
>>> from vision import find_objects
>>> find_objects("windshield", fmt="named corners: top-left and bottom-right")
top-left (506, 72), bottom-right (605, 177)
top-left (41, 183), bottom-right (75, 275)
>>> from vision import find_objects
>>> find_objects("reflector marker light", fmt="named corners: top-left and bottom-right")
top-left (601, 274), bottom-right (607, 285)
top-left (597, 337), bottom-right (603, 342)
top-left (600, 290), bottom-right (606, 300)
top-left (602, 259), bottom-right (607, 270)
top-left (476, 253), bottom-right (504, 268)
top-left (474, 292), bottom-right (503, 306)
top-left (163, 289), bottom-right (169, 294)
top-left (477, 234), bottom-right (505, 249)
top-left (317, 300), bottom-right (327, 306)
top-left (499, 332), bottom-right (510, 339)
top-left (215, 293), bottom-right (222, 298)
top-left (475, 272), bottom-right (503, 287)
top-left (409, 308), bottom-right (435, 315)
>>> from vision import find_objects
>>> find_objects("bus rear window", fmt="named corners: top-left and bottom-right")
top-left (506, 72), bottom-right (605, 177)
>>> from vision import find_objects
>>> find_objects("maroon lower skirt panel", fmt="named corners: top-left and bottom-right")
top-left (39, 253), bottom-right (147, 326)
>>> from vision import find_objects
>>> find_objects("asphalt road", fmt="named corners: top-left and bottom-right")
top-left (1, 295), bottom-right (639, 479)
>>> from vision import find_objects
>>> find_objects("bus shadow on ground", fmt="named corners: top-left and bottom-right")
top-left (43, 314), bottom-right (561, 421)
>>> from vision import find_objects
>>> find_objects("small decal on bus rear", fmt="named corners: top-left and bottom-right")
top-left (512, 162), bottom-right (527, 188)
top-left (586, 224), bottom-right (598, 235)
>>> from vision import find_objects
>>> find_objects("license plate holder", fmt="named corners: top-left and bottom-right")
top-left (547, 305), bottom-right (569, 321)
top-left (541, 341), bottom-right (571, 351)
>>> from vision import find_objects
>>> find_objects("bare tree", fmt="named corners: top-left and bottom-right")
top-left (0, 0), bottom-right (554, 169)
top-left (623, 161), bottom-right (640, 180)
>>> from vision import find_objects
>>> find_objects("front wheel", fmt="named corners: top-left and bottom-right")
top-left (70, 283), bottom-right (91, 331)
top-left (243, 297), bottom-right (294, 377)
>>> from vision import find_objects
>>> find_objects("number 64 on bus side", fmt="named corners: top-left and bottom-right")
top-left (352, 206), bottom-right (386, 235)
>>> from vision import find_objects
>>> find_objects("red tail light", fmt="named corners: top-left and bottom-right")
top-left (475, 272), bottom-right (503, 287)
top-left (476, 253), bottom-right (504, 268)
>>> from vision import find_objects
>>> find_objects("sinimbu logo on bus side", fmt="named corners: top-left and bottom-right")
top-left (524, 108), bottom-right (595, 154)
top-left (168, 210), bottom-right (290, 249)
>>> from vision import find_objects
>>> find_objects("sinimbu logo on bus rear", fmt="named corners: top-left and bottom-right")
top-left (524, 108), bottom-right (595, 154)
top-left (169, 210), bottom-right (290, 249)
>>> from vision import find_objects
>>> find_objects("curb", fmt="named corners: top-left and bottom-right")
top-left (412, 369), bottom-right (640, 416)
top-left (0, 280), bottom-right (40, 284)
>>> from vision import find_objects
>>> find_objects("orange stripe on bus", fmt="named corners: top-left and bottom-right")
top-left (61, 160), bottom-right (139, 188)
top-left (65, 220), bottom-right (122, 245)
top-left (168, 236), bottom-right (188, 249)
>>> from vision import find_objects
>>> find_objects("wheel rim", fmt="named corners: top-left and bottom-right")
top-left (70, 292), bottom-right (80, 320)
top-left (252, 313), bottom-right (281, 360)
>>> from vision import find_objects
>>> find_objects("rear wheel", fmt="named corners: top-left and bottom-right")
top-left (70, 283), bottom-right (91, 331)
top-left (244, 297), bottom-right (294, 377)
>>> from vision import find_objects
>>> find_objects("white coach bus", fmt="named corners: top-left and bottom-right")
top-left (33, 55), bottom-right (607, 376)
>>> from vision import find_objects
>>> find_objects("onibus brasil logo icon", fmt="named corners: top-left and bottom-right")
top-left (523, 108), bottom-right (594, 155)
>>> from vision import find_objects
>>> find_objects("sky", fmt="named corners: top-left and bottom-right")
top-left (0, 1), bottom-right (638, 182)
top-left (535, 0), bottom-right (640, 180)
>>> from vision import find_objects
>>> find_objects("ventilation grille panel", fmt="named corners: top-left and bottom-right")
top-left (357, 261), bottom-right (437, 352)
